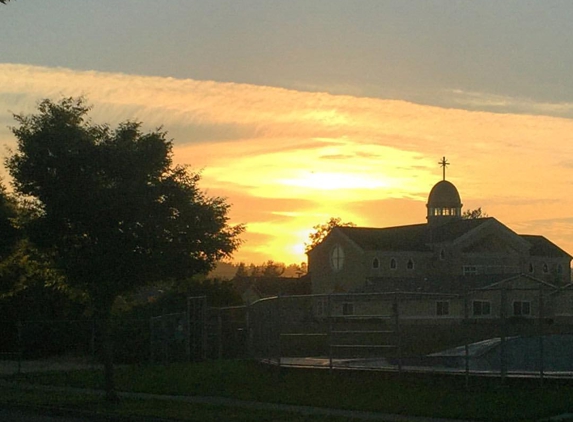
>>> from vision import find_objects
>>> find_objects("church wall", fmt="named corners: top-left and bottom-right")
top-left (398, 296), bottom-right (464, 320)
top-left (330, 294), bottom-right (395, 317)
top-left (459, 252), bottom-right (522, 275)
top-left (365, 251), bottom-right (432, 279)
top-left (308, 230), bottom-right (366, 294)
top-left (551, 289), bottom-right (573, 316)
top-left (427, 246), bottom-right (455, 276)
top-left (327, 287), bottom-right (550, 320)
top-left (528, 257), bottom-right (571, 285)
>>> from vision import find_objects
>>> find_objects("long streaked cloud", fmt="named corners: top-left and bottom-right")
top-left (1, 63), bottom-right (573, 264)
top-left (447, 89), bottom-right (573, 118)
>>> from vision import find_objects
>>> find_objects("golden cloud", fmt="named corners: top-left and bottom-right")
top-left (1, 63), bottom-right (573, 264)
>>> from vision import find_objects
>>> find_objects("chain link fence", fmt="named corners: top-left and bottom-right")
top-left (251, 287), bottom-right (573, 384)
top-left (3, 286), bottom-right (573, 383)
top-left (149, 297), bottom-right (248, 363)
top-left (0, 317), bottom-right (151, 373)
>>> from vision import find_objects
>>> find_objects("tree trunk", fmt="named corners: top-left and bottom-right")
top-left (96, 300), bottom-right (119, 402)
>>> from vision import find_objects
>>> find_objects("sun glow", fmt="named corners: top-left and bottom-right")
top-left (279, 171), bottom-right (390, 191)
top-left (3, 64), bottom-right (573, 265)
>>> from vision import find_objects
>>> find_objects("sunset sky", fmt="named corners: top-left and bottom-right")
top-left (2, 2), bottom-right (573, 266)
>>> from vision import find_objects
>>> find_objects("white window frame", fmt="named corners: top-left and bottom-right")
top-left (513, 300), bottom-right (531, 317)
top-left (472, 300), bottom-right (491, 317)
top-left (342, 302), bottom-right (354, 316)
top-left (436, 300), bottom-right (450, 316)
top-left (463, 265), bottom-right (478, 276)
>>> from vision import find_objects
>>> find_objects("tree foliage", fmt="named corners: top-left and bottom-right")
top-left (7, 97), bottom-right (244, 398)
top-left (8, 98), bottom-right (243, 300)
top-left (0, 184), bottom-right (19, 259)
top-left (462, 207), bottom-right (489, 219)
top-left (233, 261), bottom-right (307, 278)
top-left (305, 217), bottom-right (356, 252)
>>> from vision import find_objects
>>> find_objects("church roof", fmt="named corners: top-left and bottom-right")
top-left (336, 224), bottom-right (431, 252)
top-left (521, 235), bottom-right (573, 258)
top-left (427, 217), bottom-right (492, 243)
top-left (335, 218), bottom-right (571, 258)
top-left (336, 218), bottom-right (492, 252)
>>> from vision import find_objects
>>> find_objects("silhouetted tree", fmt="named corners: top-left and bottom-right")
top-left (248, 263), bottom-right (261, 277)
top-left (234, 262), bottom-right (249, 278)
top-left (261, 260), bottom-right (285, 277)
top-left (0, 185), bottom-right (28, 301)
top-left (462, 207), bottom-right (489, 219)
top-left (284, 262), bottom-right (307, 278)
top-left (0, 184), bottom-right (19, 259)
top-left (305, 217), bottom-right (356, 252)
top-left (7, 97), bottom-right (244, 401)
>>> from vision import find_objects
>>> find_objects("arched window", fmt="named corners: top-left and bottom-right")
top-left (529, 263), bottom-right (534, 273)
top-left (372, 258), bottom-right (379, 269)
top-left (330, 245), bottom-right (345, 272)
top-left (543, 263), bottom-right (549, 273)
top-left (407, 259), bottom-right (415, 270)
top-left (390, 258), bottom-right (397, 270)
top-left (440, 249), bottom-right (446, 260)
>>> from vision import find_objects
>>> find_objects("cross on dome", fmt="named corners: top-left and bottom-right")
top-left (439, 156), bottom-right (449, 180)
top-left (426, 156), bottom-right (462, 224)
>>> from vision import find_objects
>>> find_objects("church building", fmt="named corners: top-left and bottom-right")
top-left (308, 158), bottom-right (572, 296)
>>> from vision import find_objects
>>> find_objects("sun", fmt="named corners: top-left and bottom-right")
top-left (291, 242), bottom-right (306, 257)
top-left (279, 171), bottom-right (389, 191)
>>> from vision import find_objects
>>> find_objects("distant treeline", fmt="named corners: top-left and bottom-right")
top-left (212, 260), bottom-right (307, 279)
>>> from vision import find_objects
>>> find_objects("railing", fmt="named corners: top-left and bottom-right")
top-left (3, 285), bottom-right (573, 386)
top-left (249, 286), bottom-right (573, 386)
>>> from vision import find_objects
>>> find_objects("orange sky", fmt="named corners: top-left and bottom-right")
top-left (1, 64), bottom-right (573, 266)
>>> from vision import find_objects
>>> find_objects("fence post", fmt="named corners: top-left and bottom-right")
top-left (538, 284), bottom-right (544, 386)
top-left (91, 319), bottom-right (96, 368)
top-left (217, 308), bottom-right (223, 360)
top-left (149, 317), bottom-right (154, 364)
top-left (202, 296), bottom-right (208, 361)
top-left (263, 303), bottom-right (270, 360)
top-left (17, 320), bottom-right (22, 375)
top-left (464, 290), bottom-right (470, 389)
top-left (393, 293), bottom-right (402, 374)
top-left (245, 302), bottom-right (251, 359)
top-left (161, 312), bottom-right (168, 364)
top-left (277, 295), bottom-right (282, 368)
top-left (500, 285), bottom-right (507, 384)
top-left (328, 294), bottom-right (333, 372)
top-left (186, 298), bottom-right (191, 362)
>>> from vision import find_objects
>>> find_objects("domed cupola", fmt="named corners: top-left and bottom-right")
top-left (426, 157), bottom-right (463, 224)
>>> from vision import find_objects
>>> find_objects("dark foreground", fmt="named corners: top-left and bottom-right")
top-left (4, 360), bottom-right (573, 421)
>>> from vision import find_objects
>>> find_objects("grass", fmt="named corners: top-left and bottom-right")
top-left (0, 386), bottom-right (354, 422)
top-left (4, 360), bottom-right (573, 421)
